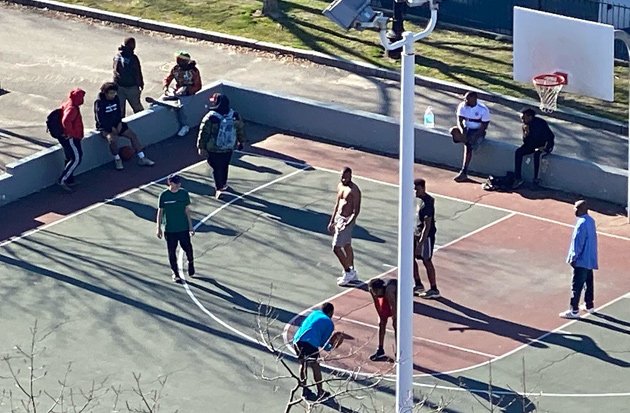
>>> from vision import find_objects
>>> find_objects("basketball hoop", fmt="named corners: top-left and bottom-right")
top-left (532, 73), bottom-right (567, 113)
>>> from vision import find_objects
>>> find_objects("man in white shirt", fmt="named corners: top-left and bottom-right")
top-left (449, 92), bottom-right (491, 182)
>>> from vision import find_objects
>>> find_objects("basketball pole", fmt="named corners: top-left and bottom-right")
top-left (376, 3), bottom-right (439, 411)
top-left (614, 30), bottom-right (630, 223)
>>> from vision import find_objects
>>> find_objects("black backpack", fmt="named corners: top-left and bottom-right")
top-left (482, 172), bottom-right (515, 192)
top-left (46, 108), bottom-right (64, 139)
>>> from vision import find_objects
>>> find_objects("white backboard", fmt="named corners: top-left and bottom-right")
top-left (513, 7), bottom-right (615, 102)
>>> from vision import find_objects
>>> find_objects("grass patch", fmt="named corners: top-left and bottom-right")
top-left (59, 0), bottom-right (628, 122)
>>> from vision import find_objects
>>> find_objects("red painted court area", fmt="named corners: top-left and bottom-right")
top-left (285, 212), bottom-right (630, 376)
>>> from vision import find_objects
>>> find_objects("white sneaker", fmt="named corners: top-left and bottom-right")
top-left (177, 125), bottom-right (190, 136)
top-left (559, 309), bottom-right (580, 319)
top-left (337, 269), bottom-right (358, 286)
top-left (137, 157), bottom-right (155, 167)
top-left (580, 304), bottom-right (595, 314)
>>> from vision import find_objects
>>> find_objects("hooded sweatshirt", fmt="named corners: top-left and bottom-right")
top-left (94, 93), bottom-right (122, 132)
top-left (197, 94), bottom-right (245, 153)
top-left (163, 59), bottom-right (202, 95)
top-left (61, 88), bottom-right (86, 139)
top-left (113, 45), bottom-right (144, 88)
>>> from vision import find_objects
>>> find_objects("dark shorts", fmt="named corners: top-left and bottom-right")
top-left (463, 128), bottom-right (485, 150)
top-left (414, 234), bottom-right (436, 260)
top-left (294, 341), bottom-right (319, 361)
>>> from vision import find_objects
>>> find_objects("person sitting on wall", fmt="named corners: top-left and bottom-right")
top-left (512, 108), bottom-right (555, 189)
top-left (163, 51), bottom-right (202, 137)
top-left (450, 91), bottom-right (491, 182)
top-left (94, 82), bottom-right (155, 171)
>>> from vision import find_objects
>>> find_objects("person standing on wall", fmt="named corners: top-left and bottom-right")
top-left (113, 37), bottom-right (145, 116)
top-left (196, 93), bottom-right (246, 199)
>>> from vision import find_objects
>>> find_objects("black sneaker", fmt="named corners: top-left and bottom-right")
top-left (420, 288), bottom-right (441, 299)
top-left (172, 273), bottom-right (182, 283)
top-left (188, 262), bottom-right (195, 277)
top-left (369, 348), bottom-right (386, 361)
top-left (453, 172), bottom-right (468, 183)
top-left (413, 285), bottom-right (426, 296)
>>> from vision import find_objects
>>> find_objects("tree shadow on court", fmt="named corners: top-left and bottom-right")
top-left (0, 253), bottom-right (264, 354)
top-left (416, 298), bottom-right (630, 367)
top-left (577, 317), bottom-right (630, 337)
top-left (592, 312), bottom-right (630, 329)
top-left (231, 153), bottom-right (283, 175)
top-left (110, 198), bottom-right (158, 222)
top-left (415, 366), bottom-right (537, 413)
top-left (108, 197), bottom-right (238, 236)
top-left (242, 145), bottom-right (307, 170)
top-left (186, 277), bottom-right (298, 324)
top-left (509, 182), bottom-right (627, 218)
top-left (227, 192), bottom-right (386, 244)
top-left (414, 298), bottom-right (548, 349)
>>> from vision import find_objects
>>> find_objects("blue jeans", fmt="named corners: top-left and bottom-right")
top-left (570, 266), bottom-right (594, 311)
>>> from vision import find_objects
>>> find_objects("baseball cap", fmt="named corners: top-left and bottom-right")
top-left (208, 93), bottom-right (223, 110)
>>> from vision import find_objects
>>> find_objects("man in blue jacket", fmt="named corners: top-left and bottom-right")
top-left (292, 302), bottom-right (339, 400)
top-left (94, 82), bottom-right (154, 170)
top-left (560, 200), bottom-right (598, 319)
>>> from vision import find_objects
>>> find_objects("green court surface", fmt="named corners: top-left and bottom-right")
top-left (1, 153), bottom-right (629, 413)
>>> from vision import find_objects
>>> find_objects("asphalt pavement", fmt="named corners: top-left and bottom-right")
top-left (0, 2), bottom-right (627, 172)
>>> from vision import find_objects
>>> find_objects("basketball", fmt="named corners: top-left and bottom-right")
top-left (330, 331), bottom-right (344, 349)
top-left (119, 146), bottom-right (135, 161)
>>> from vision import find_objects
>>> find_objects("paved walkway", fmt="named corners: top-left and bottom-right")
top-left (0, 2), bottom-right (627, 171)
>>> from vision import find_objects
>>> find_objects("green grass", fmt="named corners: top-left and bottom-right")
top-left (61, 0), bottom-right (629, 122)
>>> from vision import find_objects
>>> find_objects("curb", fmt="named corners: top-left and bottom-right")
top-left (5, 0), bottom-right (628, 135)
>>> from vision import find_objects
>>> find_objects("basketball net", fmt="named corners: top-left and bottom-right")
top-left (533, 73), bottom-right (567, 114)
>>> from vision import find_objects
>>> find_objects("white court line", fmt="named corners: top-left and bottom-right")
top-left (0, 160), bottom-right (208, 248)
top-left (3, 150), bottom-right (629, 398)
top-left (280, 213), bottom-right (517, 363)
top-left (237, 150), bottom-right (630, 243)
top-left (339, 317), bottom-right (498, 359)
top-left (177, 166), bottom-right (310, 345)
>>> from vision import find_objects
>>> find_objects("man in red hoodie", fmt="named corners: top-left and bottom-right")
top-left (58, 88), bottom-right (86, 192)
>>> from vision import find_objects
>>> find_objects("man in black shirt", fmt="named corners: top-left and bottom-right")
top-left (513, 108), bottom-right (555, 188)
top-left (413, 178), bottom-right (440, 299)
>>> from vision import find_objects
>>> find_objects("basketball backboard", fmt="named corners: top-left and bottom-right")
top-left (513, 7), bottom-right (615, 102)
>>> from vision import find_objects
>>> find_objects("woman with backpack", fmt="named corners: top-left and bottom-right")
top-left (196, 93), bottom-right (246, 199)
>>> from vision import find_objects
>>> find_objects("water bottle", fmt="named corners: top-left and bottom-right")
top-left (423, 106), bottom-right (435, 128)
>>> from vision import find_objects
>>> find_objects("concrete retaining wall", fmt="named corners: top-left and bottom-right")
top-left (0, 81), bottom-right (626, 207)
top-left (0, 82), bottom-right (222, 206)
top-left (223, 82), bottom-right (628, 205)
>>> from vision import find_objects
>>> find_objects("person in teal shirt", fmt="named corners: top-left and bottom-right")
top-left (292, 302), bottom-right (338, 400)
top-left (156, 174), bottom-right (195, 283)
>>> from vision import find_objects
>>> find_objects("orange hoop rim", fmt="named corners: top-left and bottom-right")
top-left (533, 73), bottom-right (567, 87)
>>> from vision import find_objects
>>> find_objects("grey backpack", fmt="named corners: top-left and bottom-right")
top-left (211, 109), bottom-right (237, 150)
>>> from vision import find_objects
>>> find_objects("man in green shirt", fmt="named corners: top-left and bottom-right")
top-left (156, 174), bottom-right (195, 283)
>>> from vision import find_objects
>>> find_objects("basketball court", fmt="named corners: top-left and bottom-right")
top-left (1, 4), bottom-right (630, 412)
top-left (1, 132), bottom-right (629, 412)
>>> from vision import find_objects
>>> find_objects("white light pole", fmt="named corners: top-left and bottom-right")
top-left (379, 6), bottom-right (439, 411)
top-left (324, 1), bottom-right (440, 410)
